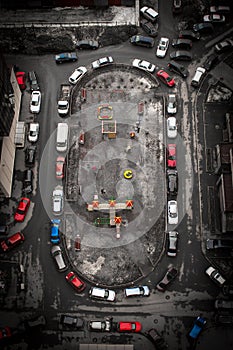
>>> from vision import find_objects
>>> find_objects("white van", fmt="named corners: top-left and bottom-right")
top-left (56, 123), bottom-right (68, 152)
top-left (191, 67), bottom-right (206, 88)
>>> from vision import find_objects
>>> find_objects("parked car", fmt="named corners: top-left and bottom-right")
top-left (89, 319), bottom-right (111, 332)
top-left (205, 266), bottom-right (226, 286)
top-left (167, 61), bottom-right (188, 78)
top-left (170, 50), bottom-right (192, 61)
top-left (130, 35), bottom-right (155, 48)
top-left (30, 90), bottom-right (41, 114)
top-left (203, 14), bottom-right (225, 23)
top-left (76, 39), bottom-right (99, 50)
top-left (25, 145), bottom-right (36, 167)
top-left (89, 287), bottom-right (116, 302)
top-left (191, 67), bottom-right (206, 87)
top-left (132, 59), bottom-right (155, 73)
top-left (167, 94), bottom-right (177, 114)
top-left (24, 315), bottom-right (46, 329)
top-left (146, 328), bottom-right (168, 348)
top-left (52, 185), bottom-right (64, 216)
top-left (24, 169), bottom-right (33, 194)
top-left (55, 52), bottom-right (78, 64)
top-left (14, 197), bottom-right (30, 222)
top-left (28, 122), bottom-right (39, 143)
top-left (167, 231), bottom-right (178, 257)
top-left (206, 239), bottom-right (233, 250)
top-left (215, 299), bottom-right (233, 309)
top-left (172, 0), bottom-right (182, 14)
top-left (28, 71), bottom-right (39, 91)
top-left (50, 219), bottom-right (61, 244)
top-left (140, 6), bottom-right (158, 23)
top-left (156, 70), bottom-right (175, 87)
top-left (0, 232), bottom-right (25, 252)
top-left (68, 66), bottom-right (87, 84)
top-left (56, 156), bottom-right (65, 180)
top-left (118, 321), bottom-right (142, 332)
top-left (215, 313), bottom-right (233, 325)
top-left (203, 53), bottom-right (219, 71)
top-left (210, 6), bottom-right (230, 14)
top-left (222, 284), bottom-right (233, 297)
top-left (167, 144), bottom-right (176, 168)
top-left (124, 286), bottom-right (150, 297)
top-left (51, 245), bottom-right (67, 272)
top-left (92, 56), bottom-right (113, 69)
top-left (172, 38), bottom-right (192, 50)
top-left (178, 30), bottom-right (200, 41)
top-left (168, 200), bottom-right (178, 225)
top-left (167, 169), bottom-right (178, 196)
top-left (156, 266), bottom-right (178, 292)
top-left (0, 326), bottom-right (12, 340)
top-left (189, 316), bottom-right (206, 339)
top-left (140, 19), bottom-right (158, 37)
top-left (15, 71), bottom-right (26, 90)
top-left (193, 23), bottom-right (214, 34)
top-left (65, 271), bottom-right (86, 293)
top-left (60, 314), bottom-right (84, 328)
top-left (156, 37), bottom-right (169, 58)
top-left (215, 38), bottom-right (233, 53)
top-left (167, 117), bottom-right (177, 138)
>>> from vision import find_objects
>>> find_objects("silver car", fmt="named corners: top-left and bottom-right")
top-left (167, 231), bottom-right (178, 257)
top-left (51, 245), bottom-right (67, 272)
top-left (125, 285), bottom-right (150, 297)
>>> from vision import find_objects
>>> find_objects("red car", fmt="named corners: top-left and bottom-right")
top-left (167, 144), bottom-right (177, 168)
top-left (118, 321), bottom-right (142, 332)
top-left (156, 69), bottom-right (175, 87)
top-left (1, 232), bottom-right (25, 252)
top-left (56, 156), bottom-right (65, 180)
top-left (65, 271), bottom-right (86, 292)
top-left (15, 71), bottom-right (26, 90)
top-left (14, 197), bottom-right (30, 222)
top-left (0, 326), bottom-right (12, 340)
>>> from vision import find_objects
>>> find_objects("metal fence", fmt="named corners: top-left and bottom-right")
top-left (0, 21), bottom-right (135, 28)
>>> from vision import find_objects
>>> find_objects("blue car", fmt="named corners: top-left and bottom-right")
top-left (50, 219), bottom-right (61, 244)
top-left (189, 316), bottom-right (206, 339)
top-left (55, 52), bottom-right (78, 64)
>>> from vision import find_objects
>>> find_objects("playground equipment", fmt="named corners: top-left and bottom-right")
top-left (79, 130), bottom-right (85, 145)
top-left (102, 120), bottom-right (117, 139)
top-left (97, 104), bottom-right (113, 120)
top-left (124, 169), bottom-right (133, 179)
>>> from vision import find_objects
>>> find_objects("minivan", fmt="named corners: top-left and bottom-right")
top-left (28, 71), bottom-right (39, 91)
top-left (24, 169), bottom-right (33, 194)
top-left (193, 23), bottom-right (214, 35)
top-left (140, 19), bottom-right (158, 37)
top-left (56, 123), bottom-right (69, 152)
top-left (167, 169), bottom-right (178, 195)
top-left (215, 299), bottom-right (233, 309)
top-left (130, 35), bottom-right (155, 48)
top-left (191, 67), bottom-right (206, 87)
top-left (206, 239), bottom-right (233, 250)
top-left (167, 61), bottom-right (188, 78)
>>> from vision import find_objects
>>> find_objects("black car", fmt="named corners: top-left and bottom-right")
top-left (222, 285), bottom-right (233, 298)
top-left (28, 71), bottom-right (39, 91)
top-left (76, 39), bottom-right (99, 50)
top-left (170, 50), bottom-right (192, 61)
top-left (167, 61), bottom-right (188, 78)
top-left (193, 22), bottom-right (214, 34)
top-left (140, 19), bottom-right (158, 37)
top-left (179, 30), bottom-right (200, 41)
top-left (215, 313), bottom-right (233, 325)
top-left (146, 328), bottom-right (168, 348)
top-left (25, 145), bottom-right (36, 167)
top-left (60, 315), bottom-right (84, 329)
top-left (25, 315), bottom-right (46, 329)
top-left (156, 266), bottom-right (178, 292)
top-left (215, 39), bottom-right (233, 53)
top-left (172, 38), bottom-right (192, 50)
top-left (203, 53), bottom-right (219, 71)
top-left (24, 169), bottom-right (33, 194)
top-left (167, 169), bottom-right (178, 196)
top-left (55, 52), bottom-right (78, 64)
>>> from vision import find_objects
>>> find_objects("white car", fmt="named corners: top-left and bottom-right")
top-left (203, 14), bottom-right (225, 23)
top-left (51, 245), bottom-right (67, 272)
top-left (30, 90), bottom-right (41, 114)
top-left (92, 56), bottom-right (113, 69)
top-left (52, 185), bottom-right (64, 216)
top-left (124, 286), bottom-right (150, 297)
top-left (167, 117), bottom-right (177, 139)
top-left (156, 37), bottom-right (169, 58)
top-left (140, 6), bottom-right (158, 23)
top-left (205, 266), bottom-right (226, 286)
top-left (89, 319), bottom-right (111, 332)
top-left (168, 200), bottom-right (178, 225)
top-left (132, 59), bottom-right (155, 73)
top-left (167, 94), bottom-right (177, 114)
top-left (89, 287), bottom-right (116, 302)
top-left (167, 231), bottom-right (178, 257)
top-left (191, 67), bottom-right (206, 88)
top-left (68, 66), bottom-right (87, 84)
top-left (28, 122), bottom-right (39, 143)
